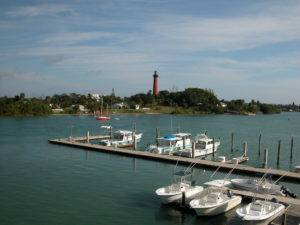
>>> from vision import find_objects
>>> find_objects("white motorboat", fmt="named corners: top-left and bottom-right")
top-left (236, 199), bottom-right (285, 221)
top-left (147, 133), bottom-right (192, 154)
top-left (204, 179), bottom-right (232, 188)
top-left (231, 178), bottom-right (285, 196)
top-left (99, 128), bottom-right (142, 147)
top-left (175, 133), bottom-right (220, 158)
top-left (155, 170), bottom-right (204, 204)
top-left (189, 188), bottom-right (242, 216)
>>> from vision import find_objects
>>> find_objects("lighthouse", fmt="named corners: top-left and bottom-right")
top-left (153, 71), bottom-right (159, 95)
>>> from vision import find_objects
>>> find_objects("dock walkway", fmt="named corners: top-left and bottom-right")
top-left (49, 137), bottom-right (300, 182)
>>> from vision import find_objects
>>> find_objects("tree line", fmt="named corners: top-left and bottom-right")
top-left (1, 88), bottom-right (296, 116)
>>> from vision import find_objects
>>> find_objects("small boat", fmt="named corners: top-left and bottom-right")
top-left (147, 133), bottom-right (192, 154)
top-left (96, 114), bottom-right (110, 120)
top-left (99, 128), bottom-right (143, 147)
top-left (155, 170), bottom-right (204, 204)
top-left (189, 188), bottom-right (242, 216)
top-left (204, 179), bottom-right (232, 188)
top-left (236, 199), bottom-right (285, 221)
top-left (231, 178), bottom-right (285, 196)
top-left (95, 100), bottom-right (110, 120)
top-left (175, 133), bottom-right (220, 158)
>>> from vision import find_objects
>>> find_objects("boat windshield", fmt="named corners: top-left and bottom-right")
top-left (159, 139), bottom-right (174, 147)
top-left (197, 141), bottom-right (207, 149)
top-left (113, 133), bottom-right (124, 140)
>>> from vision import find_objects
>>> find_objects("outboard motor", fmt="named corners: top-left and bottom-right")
top-left (281, 186), bottom-right (297, 198)
top-left (191, 180), bottom-right (197, 186)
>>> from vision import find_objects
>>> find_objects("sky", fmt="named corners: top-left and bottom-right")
top-left (0, 0), bottom-right (300, 104)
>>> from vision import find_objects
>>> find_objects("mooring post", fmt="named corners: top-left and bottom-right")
top-left (213, 137), bottom-right (215, 157)
top-left (183, 136), bottom-right (186, 149)
top-left (263, 148), bottom-right (268, 168)
top-left (133, 135), bottom-right (136, 150)
top-left (192, 141), bottom-right (196, 158)
top-left (86, 131), bottom-right (90, 143)
top-left (133, 123), bottom-right (136, 133)
top-left (277, 140), bottom-right (281, 166)
top-left (155, 128), bottom-right (159, 146)
top-left (258, 133), bottom-right (262, 155)
top-left (243, 141), bottom-right (248, 157)
top-left (290, 136), bottom-right (294, 160)
top-left (181, 191), bottom-right (186, 207)
top-left (231, 132), bottom-right (234, 153)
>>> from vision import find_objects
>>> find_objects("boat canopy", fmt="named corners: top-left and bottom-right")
top-left (164, 135), bottom-right (176, 139)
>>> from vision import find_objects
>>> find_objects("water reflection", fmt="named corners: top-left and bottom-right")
top-left (155, 204), bottom-right (239, 225)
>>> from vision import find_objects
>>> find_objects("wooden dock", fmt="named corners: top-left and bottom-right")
top-left (49, 137), bottom-right (300, 182)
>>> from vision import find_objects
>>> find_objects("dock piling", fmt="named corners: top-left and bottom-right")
top-left (243, 141), bottom-right (248, 157)
top-left (156, 128), bottom-right (159, 146)
top-left (277, 140), bottom-right (281, 166)
top-left (290, 136), bottom-right (294, 161)
top-left (258, 134), bottom-right (262, 155)
top-left (192, 142), bottom-right (196, 158)
top-left (133, 135), bottom-right (136, 150)
top-left (181, 191), bottom-right (186, 207)
top-left (213, 137), bottom-right (215, 157)
top-left (231, 132), bottom-right (234, 153)
top-left (86, 131), bottom-right (90, 143)
top-left (263, 148), bottom-right (268, 168)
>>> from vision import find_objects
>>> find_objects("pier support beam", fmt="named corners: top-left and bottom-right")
top-left (133, 135), bottom-right (136, 150)
top-left (213, 137), bottom-right (215, 158)
top-left (86, 131), bottom-right (90, 143)
top-left (290, 136), bottom-right (294, 161)
top-left (181, 191), bottom-right (186, 207)
top-left (263, 148), bottom-right (268, 168)
top-left (231, 133), bottom-right (234, 153)
top-left (243, 141), bottom-right (248, 157)
top-left (277, 140), bottom-right (281, 166)
top-left (258, 134), bottom-right (262, 155)
top-left (192, 142), bottom-right (196, 158)
top-left (156, 128), bottom-right (159, 146)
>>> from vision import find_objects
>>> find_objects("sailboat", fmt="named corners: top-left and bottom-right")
top-left (96, 99), bottom-right (110, 120)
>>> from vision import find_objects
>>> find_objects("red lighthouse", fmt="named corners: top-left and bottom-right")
top-left (153, 71), bottom-right (159, 95)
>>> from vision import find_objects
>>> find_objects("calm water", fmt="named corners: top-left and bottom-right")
top-left (0, 113), bottom-right (299, 225)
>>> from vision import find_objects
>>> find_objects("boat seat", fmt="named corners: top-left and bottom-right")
top-left (206, 194), bottom-right (218, 204)
top-left (250, 204), bottom-right (262, 212)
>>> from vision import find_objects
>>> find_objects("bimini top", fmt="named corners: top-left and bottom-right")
top-left (173, 170), bottom-right (192, 177)
top-left (159, 135), bottom-right (182, 141)
top-left (173, 133), bottom-right (191, 138)
top-left (164, 135), bottom-right (176, 139)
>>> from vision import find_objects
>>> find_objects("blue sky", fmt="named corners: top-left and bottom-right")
top-left (0, 0), bottom-right (300, 104)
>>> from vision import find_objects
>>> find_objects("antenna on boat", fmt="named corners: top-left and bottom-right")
top-left (251, 167), bottom-right (272, 203)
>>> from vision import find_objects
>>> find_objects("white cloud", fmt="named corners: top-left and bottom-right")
top-left (41, 32), bottom-right (116, 45)
top-left (5, 4), bottom-right (73, 17)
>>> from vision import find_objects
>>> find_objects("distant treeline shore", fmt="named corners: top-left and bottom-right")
top-left (0, 89), bottom-right (299, 117)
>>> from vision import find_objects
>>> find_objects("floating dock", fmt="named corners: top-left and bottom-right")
top-left (49, 136), bottom-right (300, 182)
top-left (50, 136), bottom-right (300, 224)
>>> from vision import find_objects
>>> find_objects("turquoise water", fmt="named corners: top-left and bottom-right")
top-left (0, 113), bottom-right (299, 225)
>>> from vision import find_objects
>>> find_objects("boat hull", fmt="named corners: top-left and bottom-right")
top-left (156, 186), bottom-right (203, 204)
top-left (190, 195), bottom-right (242, 216)
top-left (231, 179), bottom-right (284, 196)
top-left (236, 201), bottom-right (285, 221)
